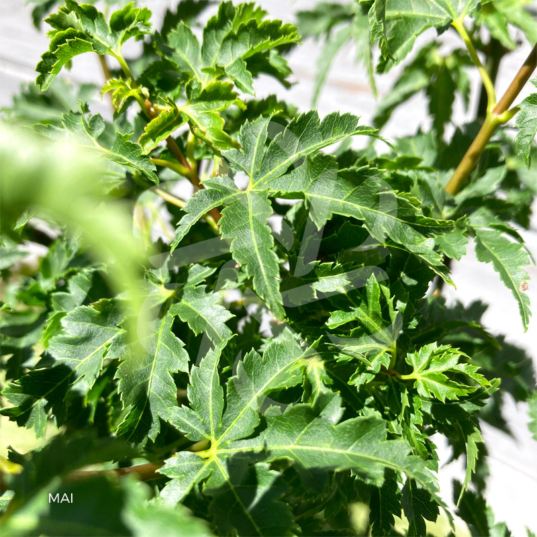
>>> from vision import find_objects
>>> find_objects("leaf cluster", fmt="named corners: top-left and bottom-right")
top-left (1, 0), bottom-right (537, 535)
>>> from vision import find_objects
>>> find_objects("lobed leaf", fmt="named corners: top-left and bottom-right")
top-left (116, 313), bottom-right (189, 445)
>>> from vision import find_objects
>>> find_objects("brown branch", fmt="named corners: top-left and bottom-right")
top-left (494, 43), bottom-right (537, 115)
top-left (55, 440), bottom-right (211, 484)
top-left (445, 43), bottom-right (537, 196)
top-left (67, 462), bottom-right (163, 483)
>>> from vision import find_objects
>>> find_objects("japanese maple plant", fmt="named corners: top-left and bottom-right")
top-left (1, 0), bottom-right (537, 535)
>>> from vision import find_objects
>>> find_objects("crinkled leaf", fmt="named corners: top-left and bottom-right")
top-left (376, 0), bottom-right (480, 72)
top-left (473, 228), bottom-right (531, 330)
top-left (35, 109), bottom-right (159, 183)
top-left (37, 0), bottom-right (152, 90)
top-left (116, 313), bottom-right (189, 444)
top-left (1, 300), bottom-right (124, 432)
top-left (404, 343), bottom-right (490, 402)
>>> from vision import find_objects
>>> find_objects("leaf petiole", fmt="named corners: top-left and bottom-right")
top-left (453, 19), bottom-right (496, 111)
top-left (151, 158), bottom-right (193, 179)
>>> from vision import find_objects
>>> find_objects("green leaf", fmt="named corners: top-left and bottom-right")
top-left (161, 332), bottom-right (438, 533)
top-left (1, 300), bottom-right (124, 432)
top-left (162, 2), bottom-right (298, 96)
top-left (326, 274), bottom-right (399, 385)
top-left (377, 0), bottom-right (480, 72)
top-left (298, 3), bottom-right (376, 103)
top-left (404, 343), bottom-right (489, 402)
top-left (220, 190), bottom-right (285, 320)
top-left (455, 482), bottom-right (513, 537)
top-left (169, 284), bottom-right (234, 352)
top-left (165, 22), bottom-right (203, 81)
top-left (369, 471), bottom-right (401, 536)
top-left (116, 312), bottom-right (189, 444)
top-left (174, 113), bottom-right (376, 319)
top-left (138, 107), bottom-right (183, 154)
top-left (249, 112), bottom-right (376, 187)
top-left (311, 25), bottom-right (353, 107)
top-left (477, 1), bottom-right (537, 50)
top-left (373, 66), bottom-right (429, 129)
top-left (207, 463), bottom-right (293, 537)
top-left (235, 407), bottom-right (438, 496)
top-left (37, 0), bottom-right (152, 90)
top-left (179, 82), bottom-right (242, 150)
top-left (473, 228), bottom-right (531, 330)
top-left (160, 333), bottom-right (309, 535)
top-left (402, 479), bottom-right (439, 537)
top-left (455, 166), bottom-right (507, 206)
top-left (102, 78), bottom-right (143, 114)
top-left (269, 154), bottom-right (453, 271)
top-left (458, 423), bottom-right (483, 504)
top-left (215, 19), bottom-right (300, 94)
top-left (35, 109), bottom-right (159, 183)
top-left (281, 262), bottom-right (365, 307)
top-left (515, 79), bottom-right (537, 168)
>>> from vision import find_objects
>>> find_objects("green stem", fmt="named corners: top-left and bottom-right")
top-left (396, 372), bottom-right (416, 381)
top-left (453, 19), bottom-right (496, 110)
top-left (187, 439), bottom-right (211, 452)
top-left (114, 52), bottom-right (136, 85)
top-left (153, 187), bottom-right (187, 209)
top-left (151, 185), bottom-right (219, 234)
top-left (151, 158), bottom-right (192, 179)
top-left (477, 37), bottom-right (505, 120)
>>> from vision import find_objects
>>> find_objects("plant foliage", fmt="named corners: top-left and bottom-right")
top-left (1, 0), bottom-right (536, 535)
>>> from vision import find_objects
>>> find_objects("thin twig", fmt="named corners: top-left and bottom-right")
top-left (453, 20), bottom-right (496, 109)
top-left (493, 43), bottom-right (537, 115)
top-left (445, 43), bottom-right (537, 195)
top-left (151, 158), bottom-right (192, 179)
top-left (67, 462), bottom-right (163, 483)
top-left (153, 187), bottom-right (186, 209)
top-left (98, 55), bottom-right (113, 84)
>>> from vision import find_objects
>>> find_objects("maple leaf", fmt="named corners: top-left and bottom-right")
top-left (37, 0), bottom-right (152, 90)
top-left (159, 333), bottom-right (438, 536)
top-left (1, 300), bottom-right (124, 435)
top-left (172, 113), bottom-right (376, 319)
top-left (402, 343), bottom-right (490, 403)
